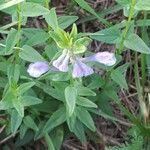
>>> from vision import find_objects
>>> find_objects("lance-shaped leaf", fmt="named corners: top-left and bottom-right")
top-left (65, 86), bottom-right (77, 116)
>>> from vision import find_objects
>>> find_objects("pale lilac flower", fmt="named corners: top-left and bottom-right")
top-left (52, 49), bottom-right (70, 72)
top-left (27, 62), bottom-right (49, 78)
top-left (52, 50), bottom-right (116, 78)
top-left (83, 52), bottom-right (116, 66)
top-left (72, 59), bottom-right (94, 78)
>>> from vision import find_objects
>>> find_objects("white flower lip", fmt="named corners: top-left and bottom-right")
top-left (27, 61), bottom-right (49, 78)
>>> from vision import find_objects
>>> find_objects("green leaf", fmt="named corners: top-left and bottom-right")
top-left (135, 0), bottom-right (150, 11)
top-left (70, 24), bottom-right (78, 39)
top-left (45, 133), bottom-right (55, 150)
top-left (43, 106), bottom-right (66, 133)
top-left (111, 68), bottom-right (128, 90)
top-left (51, 128), bottom-right (64, 150)
top-left (73, 37), bottom-right (92, 54)
top-left (96, 92), bottom-right (114, 116)
top-left (23, 116), bottom-right (39, 131)
top-left (21, 2), bottom-right (49, 17)
top-left (76, 107), bottom-right (96, 132)
top-left (11, 109), bottom-right (23, 134)
top-left (0, 0), bottom-right (24, 11)
top-left (58, 16), bottom-right (78, 29)
top-left (20, 124), bottom-right (28, 139)
top-left (116, 0), bottom-right (130, 6)
top-left (72, 119), bottom-right (86, 143)
top-left (77, 97), bottom-right (97, 108)
top-left (7, 64), bottom-right (20, 83)
top-left (87, 75), bottom-right (105, 89)
top-left (0, 90), bottom-right (13, 110)
top-left (18, 82), bottom-right (35, 95)
top-left (12, 97), bottom-right (24, 117)
top-left (90, 26), bottom-right (121, 44)
top-left (73, 0), bottom-right (110, 26)
top-left (78, 86), bottom-right (96, 96)
top-left (1, 28), bottom-right (19, 55)
top-left (49, 30), bottom-right (70, 49)
top-left (124, 33), bottom-right (150, 54)
top-left (44, 8), bottom-right (58, 31)
top-left (23, 28), bottom-right (49, 46)
top-left (22, 96), bottom-right (42, 106)
top-left (65, 86), bottom-right (77, 116)
top-left (19, 45), bottom-right (45, 62)
top-left (36, 82), bottom-right (64, 101)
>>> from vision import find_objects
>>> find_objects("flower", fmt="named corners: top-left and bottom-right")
top-left (72, 59), bottom-right (94, 78)
top-left (52, 49), bottom-right (70, 72)
top-left (27, 61), bottom-right (49, 78)
top-left (82, 52), bottom-right (116, 66)
top-left (52, 50), bottom-right (116, 78)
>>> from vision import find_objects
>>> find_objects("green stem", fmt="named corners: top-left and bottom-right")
top-left (17, 4), bottom-right (21, 47)
top-left (45, 0), bottom-right (51, 32)
top-left (117, 0), bottom-right (136, 54)
top-left (141, 11), bottom-right (148, 88)
top-left (134, 53), bottom-right (148, 122)
top-left (15, 4), bottom-right (22, 63)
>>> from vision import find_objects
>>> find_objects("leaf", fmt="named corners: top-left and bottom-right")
top-left (58, 16), bottom-right (78, 29)
top-left (77, 97), bottom-right (97, 108)
top-left (12, 97), bottom-right (24, 117)
top-left (90, 26), bottom-right (121, 44)
top-left (44, 8), bottom-right (58, 31)
top-left (0, 0), bottom-right (24, 11)
top-left (96, 93), bottom-right (114, 116)
top-left (51, 128), bottom-right (64, 150)
top-left (21, 2), bottom-right (49, 17)
top-left (76, 107), bottom-right (96, 132)
top-left (72, 119), bottom-right (87, 143)
top-left (35, 82), bottom-right (64, 101)
top-left (20, 124), bottom-right (28, 139)
top-left (73, 0), bottom-right (110, 26)
top-left (43, 106), bottom-right (66, 133)
top-left (45, 133), bottom-right (55, 150)
top-left (124, 33), bottom-right (150, 54)
top-left (11, 109), bottom-right (23, 134)
top-left (18, 82), bottom-right (35, 95)
top-left (19, 45), bottom-right (45, 62)
top-left (22, 96), bottom-right (42, 106)
top-left (111, 68), bottom-right (128, 90)
top-left (116, 0), bottom-right (130, 6)
top-left (7, 64), bottom-right (20, 83)
top-left (87, 75), bottom-right (105, 89)
top-left (73, 37), bottom-right (92, 54)
top-left (23, 28), bottom-right (49, 46)
top-left (2, 28), bottom-right (19, 55)
top-left (135, 0), bottom-right (150, 11)
top-left (0, 90), bottom-right (13, 110)
top-left (65, 86), bottom-right (77, 116)
top-left (23, 116), bottom-right (39, 131)
top-left (78, 86), bottom-right (96, 96)
top-left (70, 24), bottom-right (78, 39)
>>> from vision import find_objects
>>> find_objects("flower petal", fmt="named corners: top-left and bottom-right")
top-left (83, 52), bottom-right (116, 66)
top-left (72, 59), bottom-right (94, 78)
top-left (52, 49), bottom-right (69, 72)
top-left (27, 62), bottom-right (49, 78)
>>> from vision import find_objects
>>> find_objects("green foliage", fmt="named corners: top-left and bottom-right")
top-left (0, 0), bottom-right (150, 149)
